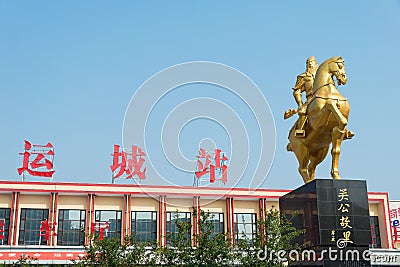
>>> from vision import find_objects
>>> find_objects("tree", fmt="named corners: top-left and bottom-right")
top-left (73, 208), bottom-right (303, 266)
top-left (161, 210), bottom-right (194, 265)
top-left (236, 207), bottom-right (304, 266)
top-left (73, 235), bottom-right (152, 267)
top-left (192, 209), bottom-right (234, 265)
top-left (159, 209), bottom-right (234, 265)
top-left (1, 254), bottom-right (38, 267)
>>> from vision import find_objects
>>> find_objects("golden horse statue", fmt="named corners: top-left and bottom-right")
top-left (286, 56), bottom-right (353, 183)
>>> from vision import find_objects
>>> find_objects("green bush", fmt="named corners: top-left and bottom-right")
top-left (73, 208), bottom-right (303, 266)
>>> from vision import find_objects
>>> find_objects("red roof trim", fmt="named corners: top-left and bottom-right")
top-left (0, 180), bottom-right (291, 193)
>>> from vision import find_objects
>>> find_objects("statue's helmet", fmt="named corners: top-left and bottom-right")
top-left (306, 56), bottom-right (317, 64)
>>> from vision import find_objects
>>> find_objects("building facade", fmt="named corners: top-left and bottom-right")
top-left (0, 180), bottom-right (394, 265)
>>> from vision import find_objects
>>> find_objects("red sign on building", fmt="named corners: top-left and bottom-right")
top-left (17, 140), bottom-right (55, 179)
top-left (195, 148), bottom-right (228, 185)
top-left (390, 207), bottom-right (400, 242)
top-left (38, 219), bottom-right (57, 242)
top-left (0, 219), bottom-right (5, 241)
top-left (110, 144), bottom-right (146, 180)
top-left (91, 222), bottom-right (109, 240)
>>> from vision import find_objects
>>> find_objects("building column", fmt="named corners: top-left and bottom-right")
top-left (193, 196), bottom-right (200, 245)
top-left (122, 194), bottom-right (132, 244)
top-left (226, 197), bottom-right (235, 244)
top-left (49, 192), bottom-right (58, 246)
top-left (258, 198), bottom-right (267, 245)
top-left (85, 194), bottom-right (95, 245)
top-left (158, 195), bottom-right (166, 246)
top-left (258, 198), bottom-right (267, 222)
top-left (9, 192), bottom-right (20, 245)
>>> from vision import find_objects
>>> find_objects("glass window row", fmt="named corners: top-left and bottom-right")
top-left (0, 208), bottom-right (259, 246)
top-left (0, 208), bottom-right (384, 248)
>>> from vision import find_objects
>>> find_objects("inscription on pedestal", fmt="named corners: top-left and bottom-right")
top-left (280, 179), bottom-right (371, 266)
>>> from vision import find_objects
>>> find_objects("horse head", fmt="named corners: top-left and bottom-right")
top-left (328, 57), bottom-right (347, 85)
top-left (313, 57), bottom-right (348, 94)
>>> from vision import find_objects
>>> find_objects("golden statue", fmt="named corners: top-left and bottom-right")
top-left (285, 56), bottom-right (354, 183)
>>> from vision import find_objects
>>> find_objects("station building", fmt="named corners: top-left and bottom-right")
top-left (0, 180), bottom-right (395, 265)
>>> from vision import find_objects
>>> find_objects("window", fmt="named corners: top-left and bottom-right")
top-left (166, 212), bottom-right (191, 245)
top-left (234, 213), bottom-right (257, 244)
top-left (95, 210), bottom-right (122, 240)
top-left (0, 208), bottom-right (11, 245)
top-left (57, 209), bottom-right (86, 246)
top-left (205, 212), bottom-right (224, 235)
top-left (370, 216), bottom-right (381, 248)
top-left (131, 211), bottom-right (157, 244)
top-left (19, 208), bottom-right (49, 245)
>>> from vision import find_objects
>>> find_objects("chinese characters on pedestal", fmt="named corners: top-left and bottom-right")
top-left (333, 187), bottom-right (354, 247)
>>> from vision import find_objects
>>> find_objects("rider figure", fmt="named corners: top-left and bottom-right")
top-left (292, 56), bottom-right (318, 138)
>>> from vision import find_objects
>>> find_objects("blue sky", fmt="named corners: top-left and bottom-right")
top-left (1, 1), bottom-right (400, 198)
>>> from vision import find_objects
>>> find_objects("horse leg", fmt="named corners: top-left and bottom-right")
top-left (330, 126), bottom-right (346, 179)
top-left (292, 141), bottom-right (310, 183)
top-left (326, 101), bottom-right (348, 179)
top-left (308, 147), bottom-right (329, 181)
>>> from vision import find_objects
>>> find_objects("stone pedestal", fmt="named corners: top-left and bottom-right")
top-left (279, 179), bottom-right (371, 267)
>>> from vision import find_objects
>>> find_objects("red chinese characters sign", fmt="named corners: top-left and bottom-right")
top-left (91, 222), bottom-right (109, 240)
top-left (38, 219), bottom-right (57, 241)
top-left (17, 140), bottom-right (55, 178)
top-left (0, 219), bottom-right (5, 241)
top-left (390, 201), bottom-right (400, 243)
top-left (0, 251), bottom-right (86, 261)
top-left (110, 144), bottom-right (146, 180)
top-left (195, 148), bottom-right (228, 184)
